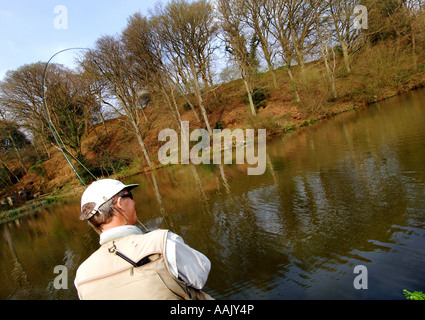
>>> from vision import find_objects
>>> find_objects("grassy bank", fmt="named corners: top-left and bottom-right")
top-left (0, 196), bottom-right (64, 224)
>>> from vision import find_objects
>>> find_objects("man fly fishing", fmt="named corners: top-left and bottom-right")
top-left (74, 178), bottom-right (213, 300)
top-left (41, 49), bottom-right (212, 300)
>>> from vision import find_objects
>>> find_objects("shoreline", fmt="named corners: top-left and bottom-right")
top-left (119, 81), bottom-right (425, 179)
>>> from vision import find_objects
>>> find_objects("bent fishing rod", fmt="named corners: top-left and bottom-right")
top-left (41, 47), bottom-right (91, 187)
top-left (41, 48), bottom-right (150, 233)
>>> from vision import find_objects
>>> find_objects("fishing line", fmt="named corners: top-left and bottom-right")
top-left (42, 48), bottom-right (151, 234)
top-left (41, 47), bottom-right (92, 187)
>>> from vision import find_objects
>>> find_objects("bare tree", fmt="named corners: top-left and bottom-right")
top-left (81, 35), bottom-right (152, 166)
top-left (0, 63), bottom-right (55, 158)
top-left (151, 0), bottom-right (217, 135)
top-left (287, 0), bottom-right (319, 71)
top-left (217, 0), bottom-right (258, 115)
top-left (0, 62), bottom-right (95, 163)
top-left (123, 12), bottom-right (199, 130)
top-left (80, 69), bottom-right (111, 138)
top-left (312, 0), bottom-right (338, 99)
top-left (241, 0), bottom-right (279, 88)
top-left (45, 69), bottom-right (97, 160)
top-left (403, 0), bottom-right (425, 68)
top-left (263, 0), bottom-right (301, 102)
top-left (327, 0), bottom-right (361, 74)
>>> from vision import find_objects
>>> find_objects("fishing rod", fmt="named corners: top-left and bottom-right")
top-left (41, 48), bottom-right (150, 233)
top-left (41, 47), bottom-right (91, 187)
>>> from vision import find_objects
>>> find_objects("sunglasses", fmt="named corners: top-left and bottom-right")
top-left (120, 192), bottom-right (133, 200)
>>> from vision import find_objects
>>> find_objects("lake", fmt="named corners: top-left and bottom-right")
top-left (1, 88), bottom-right (425, 300)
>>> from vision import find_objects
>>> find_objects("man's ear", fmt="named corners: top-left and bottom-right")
top-left (114, 196), bottom-right (124, 211)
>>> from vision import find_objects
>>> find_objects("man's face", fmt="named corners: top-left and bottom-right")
top-left (119, 190), bottom-right (138, 225)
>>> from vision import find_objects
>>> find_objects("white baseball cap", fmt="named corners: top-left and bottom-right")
top-left (80, 179), bottom-right (139, 220)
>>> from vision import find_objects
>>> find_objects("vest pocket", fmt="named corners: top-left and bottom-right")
top-left (133, 258), bottom-right (190, 300)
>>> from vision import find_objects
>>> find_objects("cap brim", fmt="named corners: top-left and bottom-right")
top-left (123, 184), bottom-right (139, 191)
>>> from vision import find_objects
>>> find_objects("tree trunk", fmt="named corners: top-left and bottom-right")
top-left (199, 98), bottom-right (213, 136)
top-left (189, 60), bottom-right (213, 135)
top-left (330, 47), bottom-right (338, 99)
top-left (290, 29), bottom-right (305, 71)
top-left (322, 57), bottom-right (336, 98)
top-left (0, 156), bottom-right (20, 184)
top-left (163, 89), bottom-right (182, 130)
top-left (257, 32), bottom-right (278, 89)
top-left (243, 78), bottom-right (257, 116)
top-left (98, 109), bottom-right (109, 138)
top-left (171, 68), bottom-right (201, 123)
top-left (184, 97), bottom-right (201, 123)
top-left (318, 29), bottom-right (338, 99)
top-left (133, 121), bottom-right (152, 166)
top-left (41, 134), bottom-right (51, 159)
top-left (287, 67), bottom-right (300, 102)
top-left (169, 87), bottom-right (183, 124)
top-left (140, 107), bottom-right (149, 123)
top-left (268, 61), bottom-right (278, 89)
top-left (340, 41), bottom-right (351, 74)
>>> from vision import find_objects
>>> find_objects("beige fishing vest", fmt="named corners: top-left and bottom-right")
top-left (74, 229), bottom-right (211, 300)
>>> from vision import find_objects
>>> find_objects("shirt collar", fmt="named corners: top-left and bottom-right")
top-left (99, 225), bottom-right (143, 245)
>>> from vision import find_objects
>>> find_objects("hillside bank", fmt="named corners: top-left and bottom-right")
top-left (2, 40), bottom-right (425, 214)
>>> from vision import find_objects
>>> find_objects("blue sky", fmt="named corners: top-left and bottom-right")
top-left (0, 1), bottom-right (155, 81)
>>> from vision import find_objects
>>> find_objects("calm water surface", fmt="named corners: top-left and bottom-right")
top-left (1, 88), bottom-right (425, 300)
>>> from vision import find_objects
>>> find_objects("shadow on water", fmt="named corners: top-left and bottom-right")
top-left (1, 88), bottom-right (425, 300)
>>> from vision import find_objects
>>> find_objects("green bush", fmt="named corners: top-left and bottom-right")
top-left (183, 102), bottom-right (192, 111)
top-left (244, 88), bottom-right (270, 110)
top-left (29, 160), bottom-right (46, 177)
top-left (214, 121), bottom-right (225, 130)
top-left (417, 62), bottom-right (425, 72)
top-left (403, 290), bottom-right (425, 300)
